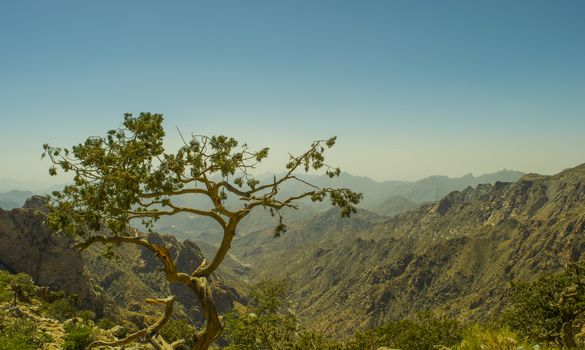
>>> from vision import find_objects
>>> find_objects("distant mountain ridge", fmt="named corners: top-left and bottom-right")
top-left (141, 169), bottom-right (525, 244)
top-left (241, 163), bottom-right (584, 334)
top-left (0, 189), bottom-right (34, 209)
top-left (0, 169), bottom-right (523, 212)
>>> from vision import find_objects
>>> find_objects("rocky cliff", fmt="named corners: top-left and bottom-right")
top-left (0, 196), bottom-right (91, 303)
top-left (0, 196), bottom-right (245, 326)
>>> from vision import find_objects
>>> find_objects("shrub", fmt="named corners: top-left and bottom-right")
top-left (96, 317), bottom-right (117, 330)
top-left (345, 312), bottom-right (462, 350)
top-left (0, 317), bottom-right (51, 350)
top-left (292, 331), bottom-right (341, 350)
top-left (77, 310), bottom-right (96, 321)
top-left (44, 295), bottom-right (79, 321)
top-left (223, 279), bottom-right (299, 350)
top-left (455, 325), bottom-right (521, 350)
top-left (0, 272), bottom-right (35, 304)
top-left (159, 319), bottom-right (196, 349)
top-left (504, 263), bottom-right (585, 348)
top-left (63, 322), bottom-right (94, 350)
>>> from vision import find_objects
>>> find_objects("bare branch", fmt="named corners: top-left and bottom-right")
top-left (88, 296), bottom-right (175, 348)
top-left (192, 217), bottom-right (240, 277)
top-left (140, 188), bottom-right (210, 199)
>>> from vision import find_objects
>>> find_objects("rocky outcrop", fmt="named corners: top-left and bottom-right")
top-left (0, 198), bottom-right (245, 326)
top-left (0, 200), bottom-right (91, 303)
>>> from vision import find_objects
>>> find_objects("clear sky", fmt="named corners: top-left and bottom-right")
top-left (1, 0), bottom-right (584, 189)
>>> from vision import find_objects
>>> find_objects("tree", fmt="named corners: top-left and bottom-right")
top-left (505, 263), bottom-right (585, 348)
top-left (43, 112), bottom-right (361, 350)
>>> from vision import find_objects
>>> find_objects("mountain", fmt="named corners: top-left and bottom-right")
top-left (232, 207), bottom-right (386, 263)
top-left (370, 195), bottom-right (419, 216)
top-left (245, 163), bottom-right (585, 335)
top-left (144, 169), bottom-right (524, 243)
top-left (391, 169), bottom-right (525, 203)
top-left (0, 196), bottom-right (91, 302)
top-left (257, 169), bottom-right (525, 209)
top-left (0, 196), bottom-right (246, 327)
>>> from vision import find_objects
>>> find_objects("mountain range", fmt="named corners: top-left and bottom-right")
top-left (234, 164), bottom-right (585, 334)
top-left (3, 164), bottom-right (581, 341)
top-left (145, 169), bottom-right (525, 244)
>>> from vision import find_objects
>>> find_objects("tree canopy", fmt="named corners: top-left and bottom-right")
top-left (505, 263), bottom-right (585, 348)
top-left (43, 112), bottom-right (362, 350)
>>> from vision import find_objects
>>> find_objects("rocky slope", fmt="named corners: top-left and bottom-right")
top-left (247, 163), bottom-right (585, 334)
top-left (0, 196), bottom-right (91, 304)
top-left (0, 197), bottom-right (245, 328)
top-left (232, 207), bottom-right (386, 263)
top-left (370, 195), bottom-right (420, 217)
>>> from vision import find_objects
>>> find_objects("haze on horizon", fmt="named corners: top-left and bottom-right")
top-left (1, 0), bottom-right (584, 190)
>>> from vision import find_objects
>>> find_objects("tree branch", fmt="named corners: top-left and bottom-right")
top-left (140, 188), bottom-right (210, 199)
top-left (192, 217), bottom-right (240, 277)
top-left (78, 233), bottom-right (223, 349)
top-left (88, 296), bottom-right (175, 348)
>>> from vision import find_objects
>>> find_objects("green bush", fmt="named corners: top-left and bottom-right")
top-left (0, 271), bottom-right (14, 303)
top-left (291, 331), bottom-right (341, 350)
top-left (0, 272), bottom-right (35, 304)
top-left (96, 317), bottom-right (117, 330)
top-left (45, 295), bottom-right (79, 321)
top-left (63, 322), bottom-right (94, 350)
top-left (345, 312), bottom-right (462, 350)
top-left (77, 309), bottom-right (96, 321)
top-left (159, 319), bottom-right (196, 349)
top-left (455, 325), bottom-right (521, 350)
top-left (0, 335), bottom-right (39, 350)
top-left (0, 317), bottom-right (51, 350)
top-left (503, 263), bottom-right (585, 348)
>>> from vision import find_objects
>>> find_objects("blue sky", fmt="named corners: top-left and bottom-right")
top-left (1, 0), bottom-right (584, 188)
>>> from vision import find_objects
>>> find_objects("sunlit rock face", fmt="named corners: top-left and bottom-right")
top-left (0, 199), bottom-right (91, 303)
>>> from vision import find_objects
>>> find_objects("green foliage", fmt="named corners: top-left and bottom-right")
top-left (44, 294), bottom-right (80, 321)
top-left (455, 324), bottom-right (523, 350)
top-left (224, 281), bottom-right (461, 350)
top-left (159, 319), bottom-right (196, 349)
top-left (62, 322), bottom-right (94, 350)
top-left (77, 309), bottom-right (96, 321)
top-left (291, 331), bottom-right (341, 350)
top-left (96, 317), bottom-right (117, 330)
top-left (223, 279), bottom-right (299, 350)
top-left (504, 263), bottom-right (585, 347)
top-left (0, 316), bottom-right (51, 350)
top-left (0, 272), bottom-right (35, 304)
top-left (43, 113), bottom-right (361, 350)
top-left (0, 271), bottom-right (11, 302)
top-left (43, 113), bottom-right (361, 238)
top-left (344, 312), bottom-right (462, 350)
